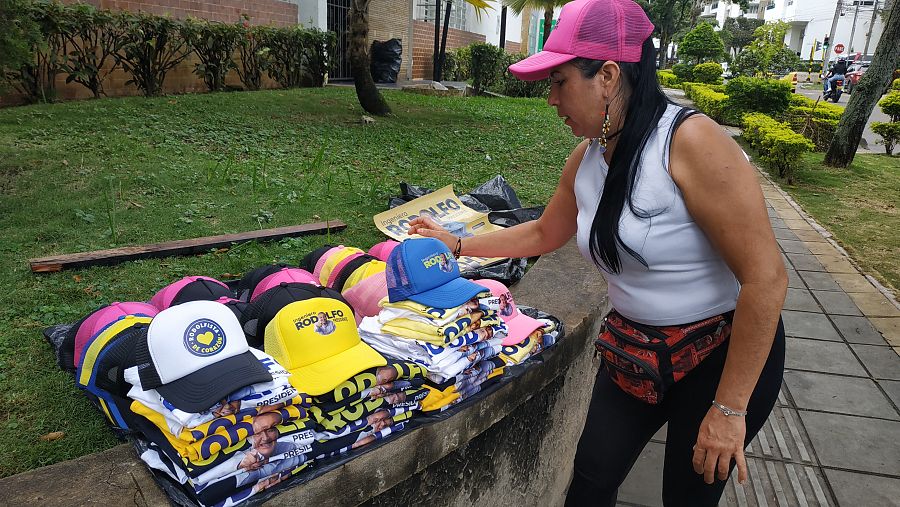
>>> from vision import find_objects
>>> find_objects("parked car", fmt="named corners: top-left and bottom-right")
top-left (844, 63), bottom-right (869, 94)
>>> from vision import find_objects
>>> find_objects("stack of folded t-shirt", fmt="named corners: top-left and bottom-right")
top-left (357, 237), bottom-right (511, 412)
top-left (263, 293), bottom-right (426, 462)
top-left (124, 300), bottom-right (315, 507)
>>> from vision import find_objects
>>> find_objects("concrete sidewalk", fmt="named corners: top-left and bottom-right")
top-left (615, 122), bottom-right (900, 506)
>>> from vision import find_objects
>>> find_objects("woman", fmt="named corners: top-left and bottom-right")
top-left (406, 0), bottom-right (786, 504)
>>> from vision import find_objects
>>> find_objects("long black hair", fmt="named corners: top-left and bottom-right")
top-left (573, 38), bottom-right (696, 274)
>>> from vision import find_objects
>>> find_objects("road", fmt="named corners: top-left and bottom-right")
top-left (795, 83), bottom-right (890, 153)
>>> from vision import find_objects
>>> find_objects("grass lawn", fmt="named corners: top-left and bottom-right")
top-left (0, 87), bottom-right (577, 476)
top-left (758, 149), bottom-right (899, 296)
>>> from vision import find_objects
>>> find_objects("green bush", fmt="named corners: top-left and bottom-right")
top-left (58, 3), bottom-right (124, 98)
top-left (469, 42), bottom-right (506, 94)
top-left (892, 78), bottom-right (900, 91)
top-left (871, 122), bottom-right (900, 155)
top-left (181, 19), bottom-right (241, 92)
top-left (743, 112), bottom-right (813, 183)
top-left (691, 62), bottom-right (723, 84)
top-left (725, 76), bottom-right (791, 119)
top-left (7, 0), bottom-right (67, 102)
top-left (116, 12), bottom-right (190, 97)
top-left (684, 83), bottom-right (728, 123)
top-left (449, 46), bottom-right (471, 82)
top-left (0, 0), bottom-right (41, 91)
top-left (657, 70), bottom-right (680, 88)
top-left (878, 91), bottom-right (900, 122)
top-left (672, 63), bottom-right (693, 82)
top-left (789, 93), bottom-right (815, 107)
top-left (264, 25), bottom-right (333, 88)
top-left (502, 53), bottom-right (549, 98)
top-left (236, 21), bottom-right (270, 91)
top-left (783, 101), bottom-right (843, 150)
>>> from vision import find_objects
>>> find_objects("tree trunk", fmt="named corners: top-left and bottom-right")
top-left (543, 7), bottom-right (553, 45)
top-left (658, 33), bottom-right (669, 69)
top-left (437, 0), bottom-right (452, 81)
top-left (349, 0), bottom-right (391, 115)
top-left (499, 5), bottom-right (507, 50)
top-left (824, 4), bottom-right (900, 167)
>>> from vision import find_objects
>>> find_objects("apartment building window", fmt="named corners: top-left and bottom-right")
top-left (746, 3), bottom-right (759, 13)
top-left (416, 0), bottom-right (469, 31)
top-left (710, 1), bottom-right (719, 9)
top-left (766, 1), bottom-right (775, 9)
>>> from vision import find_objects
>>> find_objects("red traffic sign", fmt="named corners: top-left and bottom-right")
top-left (835, 43), bottom-right (845, 54)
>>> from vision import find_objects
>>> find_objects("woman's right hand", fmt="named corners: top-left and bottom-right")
top-left (407, 215), bottom-right (458, 251)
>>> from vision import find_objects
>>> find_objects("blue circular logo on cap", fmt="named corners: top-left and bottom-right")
top-left (183, 319), bottom-right (227, 357)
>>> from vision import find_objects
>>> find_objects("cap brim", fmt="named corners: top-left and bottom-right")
top-left (502, 313), bottom-right (545, 346)
top-left (508, 51), bottom-right (578, 81)
top-left (407, 277), bottom-right (486, 309)
top-left (288, 340), bottom-right (386, 395)
top-left (156, 351), bottom-right (272, 412)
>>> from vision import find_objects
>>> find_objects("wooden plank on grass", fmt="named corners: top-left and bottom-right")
top-left (29, 220), bottom-right (346, 273)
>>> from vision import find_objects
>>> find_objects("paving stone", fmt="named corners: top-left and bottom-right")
top-left (812, 290), bottom-right (863, 316)
top-left (776, 209), bottom-right (804, 221)
top-left (799, 411), bottom-right (900, 474)
top-left (848, 292), bottom-right (900, 318)
top-left (767, 207), bottom-right (779, 218)
top-left (871, 318), bottom-right (900, 347)
top-left (783, 370), bottom-right (898, 419)
top-left (831, 315), bottom-right (889, 345)
top-left (783, 218), bottom-right (813, 230)
top-left (782, 310), bottom-right (841, 341)
top-left (878, 380), bottom-right (900, 410)
top-left (823, 469), bottom-right (900, 507)
top-left (793, 229), bottom-right (828, 243)
top-left (797, 270), bottom-right (841, 292)
top-left (851, 344), bottom-right (900, 380)
top-left (773, 228), bottom-right (800, 241)
top-left (618, 441), bottom-right (663, 506)
top-left (829, 272), bottom-right (881, 293)
top-left (803, 241), bottom-right (838, 256)
top-left (783, 288), bottom-right (821, 312)
top-left (816, 254), bottom-right (858, 274)
top-left (769, 217), bottom-right (788, 229)
top-left (787, 253), bottom-right (826, 271)
top-left (785, 337), bottom-right (866, 376)
top-left (786, 269), bottom-right (805, 289)
top-left (777, 239), bottom-right (812, 255)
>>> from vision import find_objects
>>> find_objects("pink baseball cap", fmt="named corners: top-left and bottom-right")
top-left (474, 279), bottom-right (544, 346)
top-left (368, 240), bottom-right (400, 262)
top-left (313, 246), bottom-right (344, 282)
top-left (327, 252), bottom-right (365, 288)
top-left (342, 271), bottom-right (388, 324)
top-left (73, 302), bottom-right (159, 367)
top-left (150, 276), bottom-right (232, 310)
top-left (508, 0), bottom-right (654, 81)
top-left (250, 268), bottom-right (318, 301)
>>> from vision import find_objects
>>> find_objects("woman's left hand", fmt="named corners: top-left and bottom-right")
top-left (692, 406), bottom-right (748, 484)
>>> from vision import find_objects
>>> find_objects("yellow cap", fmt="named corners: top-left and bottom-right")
top-left (318, 247), bottom-right (364, 286)
top-left (263, 297), bottom-right (386, 395)
top-left (342, 260), bottom-right (386, 291)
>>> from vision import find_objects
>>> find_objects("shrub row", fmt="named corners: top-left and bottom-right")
top-left (657, 70), bottom-right (680, 88)
top-left (743, 112), bottom-right (814, 183)
top-left (3, 1), bottom-right (335, 102)
top-left (683, 82), bottom-right (728, 123)
top-left (449, 42), bottom-right (547, 98)
top-left (871, 91), bottom-right (900, 155)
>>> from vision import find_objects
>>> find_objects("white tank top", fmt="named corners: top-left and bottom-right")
top-left (574, 104), bottom-right (740, 326)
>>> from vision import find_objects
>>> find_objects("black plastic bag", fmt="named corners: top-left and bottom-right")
top-left (387, 176), bottom-right (544, 285)
top-left (370, 38), bottom-right (402, 83)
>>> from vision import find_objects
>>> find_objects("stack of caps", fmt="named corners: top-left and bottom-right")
top-left (263, 294), bottom-right (427, 460)
top-left (301, 244), bottom-right (392, 324)
top-left (123, 301), bottom-right (315, 507)
top-left (357, 238), bottom-right (508, 412)
top-left (473, 279), bottom-right (560, 365)
top-left (150, 275), bottom-right (248, 321)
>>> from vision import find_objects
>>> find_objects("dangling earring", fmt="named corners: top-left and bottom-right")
top-left (598, 102), bottom-right (611, 152)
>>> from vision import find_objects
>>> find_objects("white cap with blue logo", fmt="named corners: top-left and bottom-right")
top-left (134, 300), bottom-right (272, 412)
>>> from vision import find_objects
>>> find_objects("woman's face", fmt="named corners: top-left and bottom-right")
top-left (547, 62), bottom-right (610, 139)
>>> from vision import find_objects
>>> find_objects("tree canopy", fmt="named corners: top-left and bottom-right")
top-left (679, 21), bottom-right (724, 64)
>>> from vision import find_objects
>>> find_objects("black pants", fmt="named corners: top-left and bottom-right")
top-left (565, 318), bottom-right (785, 507)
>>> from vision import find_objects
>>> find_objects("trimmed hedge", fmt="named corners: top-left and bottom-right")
top-left (683, 82), bottom-right (728, 124)
top-left (743, 112), bottom-right (813, 183)
top-left (871, 122), bottom-right (900, 155)
top-left (783, 102), bottom-right (843, 151)
top-left (878, 91), bottom-right (900, 122)
top-left (892, 78), bottom-right (900, 91)
top-left (672, 63), bottom-right (693, 82)
top-left (692, 62), bottom-right (723, 85)
top-left (657, 70), bottom-right (680, 88)
top-left (725, 77), bottom-right (792, 120)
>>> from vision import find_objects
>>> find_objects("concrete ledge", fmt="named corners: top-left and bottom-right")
top-left (0, 239), bottom-right (607, 506)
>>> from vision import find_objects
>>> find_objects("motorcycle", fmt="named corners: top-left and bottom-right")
top-left (823, 75), bottom-right (844, 102)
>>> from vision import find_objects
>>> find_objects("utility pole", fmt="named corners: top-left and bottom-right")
top-left (863, 0), bottom-right (879, 56)
top-left (849, 0), bottom-right (861, 51)
top-left (499, 5), bottom-right (508, 50)
top-left (823, 0), bottom-right (842, 66)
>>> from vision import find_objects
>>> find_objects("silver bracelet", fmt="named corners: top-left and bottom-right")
top-left (712, 400), bottom-right (747, 417)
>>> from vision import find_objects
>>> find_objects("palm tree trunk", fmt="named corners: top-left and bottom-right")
top-left (349, 0), bottom-right (391, 115)
top-left (437, 0), bottom-right (452, 81)
top-left (542, 7), bottom-right (553, 45)
top-left (824, 3), bottom-right (899, 167)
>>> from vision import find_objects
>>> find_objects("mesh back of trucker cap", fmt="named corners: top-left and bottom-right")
top-left (385, 245), bottom-right (414, 302)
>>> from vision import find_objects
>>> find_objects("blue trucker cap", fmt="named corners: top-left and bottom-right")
top-left (385, 237), bottom-right (485, 308)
